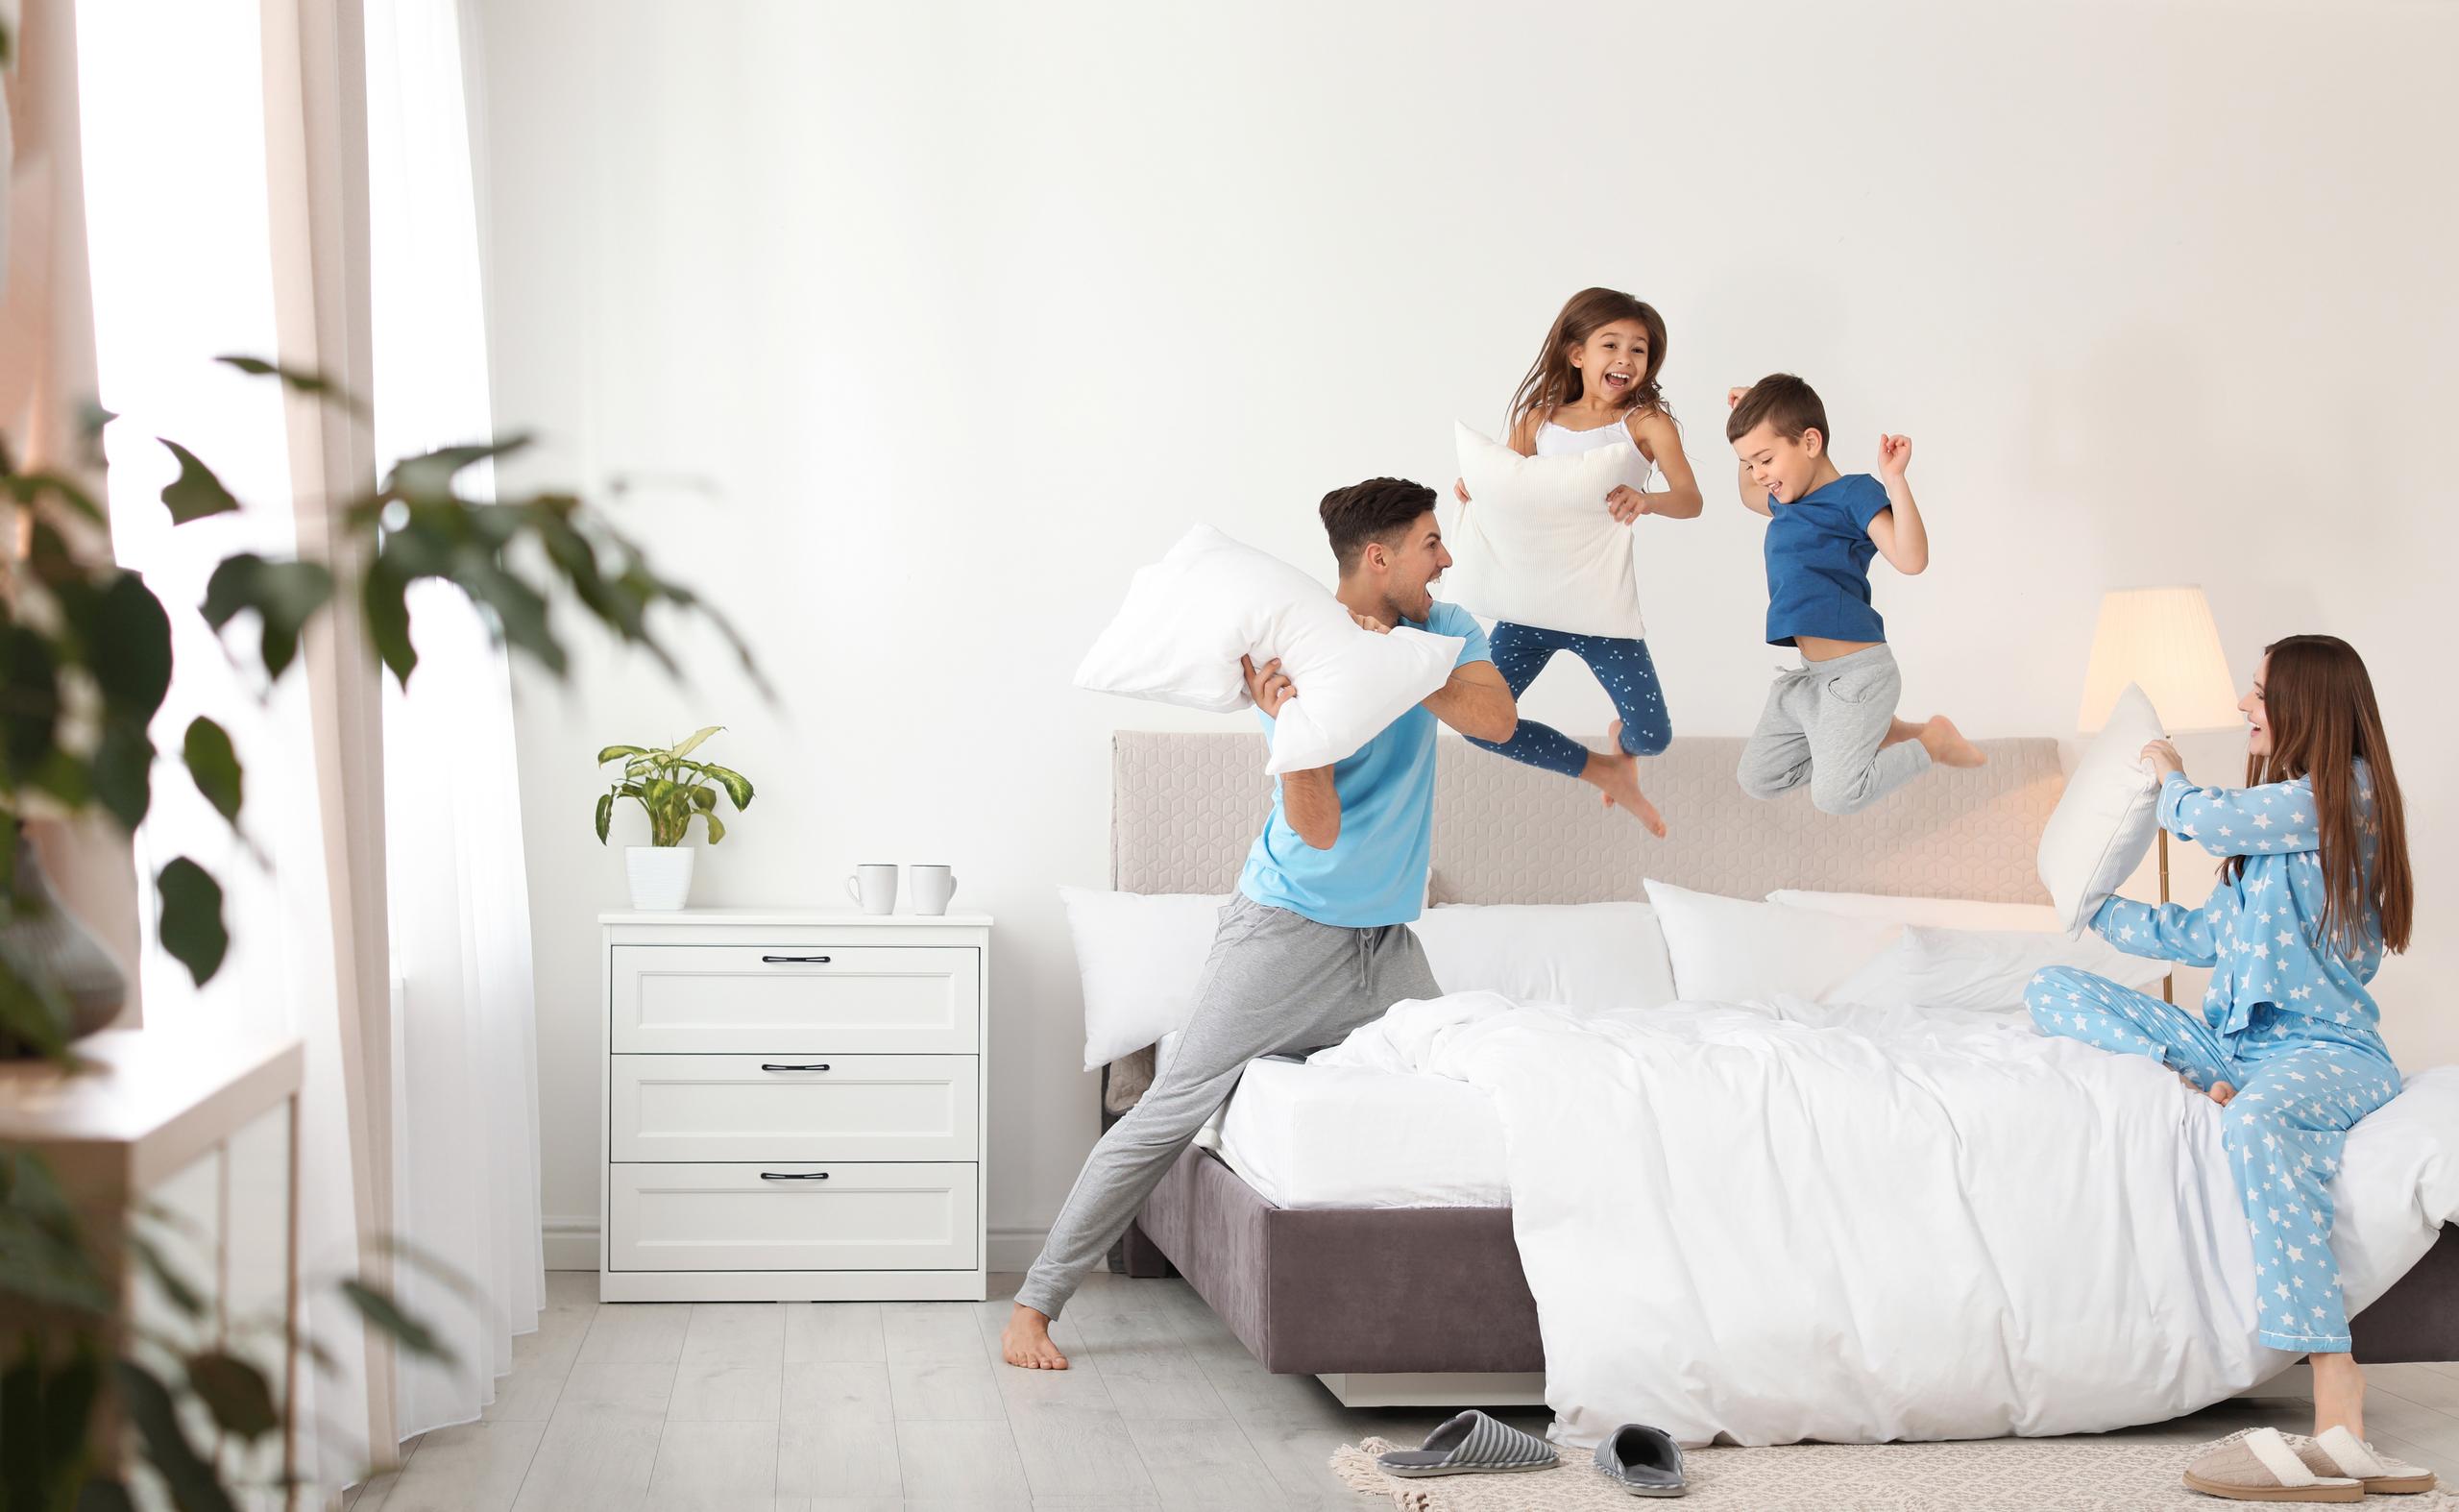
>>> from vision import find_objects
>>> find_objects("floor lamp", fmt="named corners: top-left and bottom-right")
top-left (2078, 588), bottom-right (2243, 1004)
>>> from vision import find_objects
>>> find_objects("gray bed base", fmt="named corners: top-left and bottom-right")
top-left (1101, 730), bottom-right (2459, 1406)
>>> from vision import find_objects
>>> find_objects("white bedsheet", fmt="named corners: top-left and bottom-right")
top-left (1211, 1057), bottom-right (1509, 1208)
top-left (1310, 991), bottom-right (2459, 1450)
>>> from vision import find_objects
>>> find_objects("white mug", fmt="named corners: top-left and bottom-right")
top-left (845, 864), bottom-right (897, 915)
top-left (910, 865), bottom-right (959, 916)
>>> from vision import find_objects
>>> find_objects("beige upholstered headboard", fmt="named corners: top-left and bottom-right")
top-left (1099, 730), bottom-right (2064, 1108)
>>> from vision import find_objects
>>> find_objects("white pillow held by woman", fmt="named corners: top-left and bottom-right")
top-left (2037, 683), bottom-right (2167, 934)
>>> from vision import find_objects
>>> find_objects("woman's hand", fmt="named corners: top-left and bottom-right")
top-left (1605, 484), bottom-right (1649, 524)
top-left (2140, 739), bottom-right (2185, 782)
top-left (1242, 655), bottom-right (1297, 717)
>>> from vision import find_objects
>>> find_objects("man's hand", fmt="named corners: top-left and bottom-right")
top-left (1605, 484), bottom-right (1649, 524)
top-left (1349, 611), bottom-right (1390, 634)
top-left (1453, 477), bottom-right (1472, 504)
top-left (2140, 739), bottom-right (2184, 782)
top-left (1876, 433), bottom-right (1912, 484)
top-left (1242, 655), bottom-right (1297, 717)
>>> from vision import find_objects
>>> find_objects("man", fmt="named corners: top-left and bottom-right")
top-left (1004, 477), bottom-right (1514, 1368)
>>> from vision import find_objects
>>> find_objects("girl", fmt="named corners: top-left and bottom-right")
top-left (2026, 635), bottom-right (2415, 1460)
top-left (1453, 287), bottom-right (1703, 835)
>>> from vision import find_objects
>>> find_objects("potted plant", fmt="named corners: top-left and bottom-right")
top-left (595, 726), bottom-right (754, 910)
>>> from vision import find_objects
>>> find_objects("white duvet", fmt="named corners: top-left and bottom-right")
top-left (1314, 990), bottom-right (2459, 1450)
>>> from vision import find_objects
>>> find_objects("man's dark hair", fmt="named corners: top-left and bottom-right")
top-left (1725, 373), bottom-right (1829, 449)
top-left (1319, 477), bottom-right (1436, 573)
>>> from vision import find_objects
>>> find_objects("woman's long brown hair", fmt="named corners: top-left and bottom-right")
top-left (2222, 635), bottom-right (2412, 955)
top-left (1505, 287), bottom-right (1670, 434)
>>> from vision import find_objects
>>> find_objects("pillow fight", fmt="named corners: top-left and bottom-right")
top-left (1057, 286), bottom-right (2419, 1501)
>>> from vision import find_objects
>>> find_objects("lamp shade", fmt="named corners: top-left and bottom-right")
top-left (2077, 587), bottom-right (2242, 734)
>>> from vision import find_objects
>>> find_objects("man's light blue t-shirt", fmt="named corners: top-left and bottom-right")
top-left (1238, 601), bottom-right (1493, 929)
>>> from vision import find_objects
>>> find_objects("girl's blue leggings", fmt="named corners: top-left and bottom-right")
top-left (1467, 623), bottom-right (1671, 778)
top-left (2027, 965), bottom-right (2400, 1353)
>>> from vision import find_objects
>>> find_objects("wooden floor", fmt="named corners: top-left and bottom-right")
top-left (348, 1270), bottom-right (2459, 1511)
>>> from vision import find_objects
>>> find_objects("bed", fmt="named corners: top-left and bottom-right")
top-left (1098, 729), bottom-right (2459, 1426)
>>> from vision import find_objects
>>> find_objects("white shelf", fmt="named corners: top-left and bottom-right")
top-left (597, 906), bottom-right (994, 928)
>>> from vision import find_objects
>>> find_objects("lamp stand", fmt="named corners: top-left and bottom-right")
top-left (2157, 827), bottom-right (2175, 1004)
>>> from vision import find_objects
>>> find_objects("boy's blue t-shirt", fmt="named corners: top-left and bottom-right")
top-left (1238, 601), bottom-right (1492, 929)
top-left (1763, 472), bottom-right (1892, 646)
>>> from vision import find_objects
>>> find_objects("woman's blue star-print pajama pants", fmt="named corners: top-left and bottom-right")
top-left (2028, 964), bottom-right (2400, 1353)
top-left (1467, 622), bottom-right (1671, 777)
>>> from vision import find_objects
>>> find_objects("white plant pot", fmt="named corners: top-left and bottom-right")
top-left (625, 845), bottom-right (695, 911)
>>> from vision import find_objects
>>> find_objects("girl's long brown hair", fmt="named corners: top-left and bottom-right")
top-left (1506, 287), bottom-right (1670, 434)
top-left (2222, 635), bottom-right (2412, 955)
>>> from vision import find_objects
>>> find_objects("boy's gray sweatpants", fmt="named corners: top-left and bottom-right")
top-left (1736, 643), bottom-right (1932, 817)
top-left (1016, 893), bottom-right (1440, 1319)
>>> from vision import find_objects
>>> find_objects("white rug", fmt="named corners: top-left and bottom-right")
top-left (1330, 1433), bottom-right (2456, 1510)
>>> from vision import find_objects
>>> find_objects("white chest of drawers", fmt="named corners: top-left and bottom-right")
top-left (598, 908), bottom-right (991, 1302)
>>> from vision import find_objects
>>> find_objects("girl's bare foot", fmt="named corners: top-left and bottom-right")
top-left (1918, 716), bottom-right (1985, 768)
top-left (1586, 723), bottom-right (1668, 837)
top-left (1001, 1304), bottom-right (1069, 1369)
top-left (2179, 1072), bottom-right (2235, 1105)
top-left (2311, 1352), bottom-right (2367, 1441)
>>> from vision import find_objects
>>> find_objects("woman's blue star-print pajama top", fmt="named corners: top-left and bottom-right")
top-left (2027, 765), bottom-right (2399, 1353)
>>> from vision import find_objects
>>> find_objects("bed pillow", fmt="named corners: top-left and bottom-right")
top-left (1766, 890), bottom-right (2063, 934)
top-left (1060, 888), bottom-right (1229, 1070)
top-left (1442, 422), bottom-right (1651, 638)
top-left (1823, 924), bottom-right (2171, 1013)
top-left (1073, 524), bottom-right (1466, 775)
top-left (1642, 879), bottom-right (1903, 1003)
top-left (1413, 902), bottom-right (1677, 1014)
top-left (2037, 682), bottom-right (2167, 934)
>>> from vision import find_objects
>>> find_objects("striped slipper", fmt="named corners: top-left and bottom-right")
top-left (1375, 1410), bottom-right (1557, 1477)
top-left (1594, 1423), bottom-right (1687, 1497)
top-left (2295, 1427), bottom-right (2439, 1495)
top-left (2181, 1427), bottom-right (2361, 1501)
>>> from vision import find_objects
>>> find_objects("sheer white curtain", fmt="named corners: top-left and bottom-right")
top-left (75, 0), bottom-right (373, 1488)
top-left (363, 0), bottom-right (546, 1438)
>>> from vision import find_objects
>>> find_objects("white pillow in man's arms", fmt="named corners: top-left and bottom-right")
top-left (1823, 924), bottom-right (2171, 1014)
top-left (1061, 888), bottom-right (1229, 1071)
top-left (1643, 878), bottom-right (1903, 1003)
top-left (1414, 902), bottom-right (1678, 1013)
top-left (1443, 422), bottom-right (1651, 638)
top-left (2037, 682), bottom-right (2167, 934)
top-left (1073, 524), bottom-right (1465, 775)
top-left (1767, 890), bottom-right (2063, 934)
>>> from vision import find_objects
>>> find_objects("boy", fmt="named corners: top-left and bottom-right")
top-left (1725, 374), bottom-right (1981, 814)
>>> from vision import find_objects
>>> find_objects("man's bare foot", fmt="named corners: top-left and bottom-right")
top-left (1880, 717), bottom-right (1923, 749)
top-left (1917, 716), bottom-right (1985, 768)
top-left (2312, 1352), bottom-right (2367, 1441)
top-left (1587, 723), bottom-right (1668, 837)
top-left (1001, 1304), bottom-right (1068, 1370)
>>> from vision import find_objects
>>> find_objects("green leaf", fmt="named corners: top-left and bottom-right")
top-left (3, 466), bottom-right (110, 528)
top-left (91, 719), bottom-right (156, 832)
top-left (182, 718), bottom-right (244, 825)
top-left (697, 763), bottom-right (754, 812)
top-left (667, 725), bottom-right (723, 761)
top-left (699, 811), bottom-right (726, 845)
top-left (338, 1279), bottom-right (454, 1366)
top-left (76, 1477), bottom-right (138, 1512)
top-left (452, 551), bottom-right (562, 675)
top-left (594, 793), bottom-right (613, 845)
top-left (184, 1350), bottom-right (279, 1441)
top-left (125, 1231), bottom-right (207, 1322)
top-left (689, 785), bottom-right (717, 811)
top-left (383, 437), bottom-right (533, 501)
top-left (156, 859), bottom-right (229, 988)
top-left (595, 744), bottom-right (648, 766)
top-left (214, 354), bottom-right (370, 417)
top-left (158, 441), bottom-right (242, 524)
top-left (112, 1359), bottom-right (236, 1512)
top-left (362, 561), bottom-right (417, 685)
top-left (0, 1153), bottom-right (110, 1304)
top-left (202, 553), bottom-right (334, 681)
top-left (86, 572), bottom-right (176, 719)
top-left (0, 622), bottom-right (63, 784)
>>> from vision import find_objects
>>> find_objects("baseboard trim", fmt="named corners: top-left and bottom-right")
top-left (542, 1220), bottom-right (1045, 1275)
top-left (543, 1215), bottom-right (598, 1272)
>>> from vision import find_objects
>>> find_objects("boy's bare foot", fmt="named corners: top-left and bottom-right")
top-left (1880, 717), bottom-right (1923, 749)
top-left (1587, 723), bottom-right (1668, 837)
top-left (1918, 716), bottom-right (1985, 768)
top-left (1001, 1304), bottom-right (1069, 1370)
top-left (2312, 1352), bottom-right (2367, 1441)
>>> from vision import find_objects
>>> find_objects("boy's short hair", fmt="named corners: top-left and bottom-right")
top-left (1726, 374), bottom-right (1829, 448)
top-left (1320, 477), bottom-right (1436, 573)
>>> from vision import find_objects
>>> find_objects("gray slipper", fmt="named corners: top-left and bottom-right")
top-left (1376, 1410), bottom-right (1557, 1477)
top-left (1594, 1423), bottom-right (1686, 1497)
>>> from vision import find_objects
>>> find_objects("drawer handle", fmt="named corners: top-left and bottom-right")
top-left (760, 1171), bottom-right (831, 1181)
top-left (759, 1062), bottom-right (831, 1072)
top-left (760, 955), bottom-right (831, 963)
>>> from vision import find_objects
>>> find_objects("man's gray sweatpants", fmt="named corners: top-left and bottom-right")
top-left (1736, 643), bottom-right (1932, 816)
top-left (1016, 893), bottom-right (1440, 1319)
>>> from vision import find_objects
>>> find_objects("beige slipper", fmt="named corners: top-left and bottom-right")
top-left (2181, 1428), bottom-right (2362, 1501)
top-left (2295, 1426), bottom-right (2439, 1495)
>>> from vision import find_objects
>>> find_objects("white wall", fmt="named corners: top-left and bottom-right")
top-left (471, 0), bottom-right (2459, 1265)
